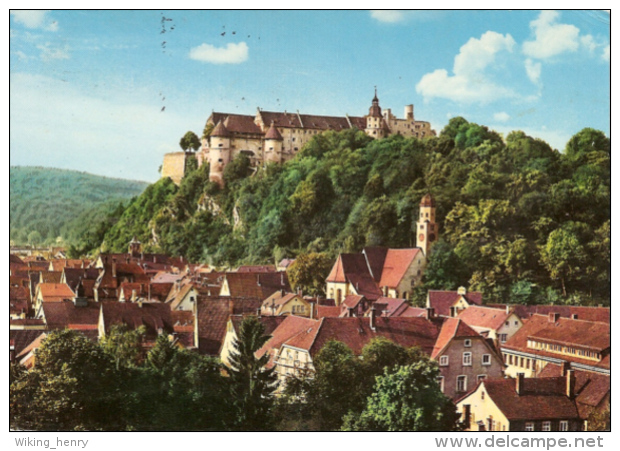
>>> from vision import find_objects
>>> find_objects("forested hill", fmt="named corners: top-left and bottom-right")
top-left (10, 166), bottom-right (148, 246)
top-left (81, 118), bottom-right (610, 305)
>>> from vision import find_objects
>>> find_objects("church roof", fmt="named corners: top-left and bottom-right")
top-left (420, 193), bottom-right (436, 207)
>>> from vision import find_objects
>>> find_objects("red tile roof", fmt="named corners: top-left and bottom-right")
top-left (38, 283), bottom-right (75, 302)
top-left (10, 330), bottom-right (46, 357)
top-left (315, 305), bottom-right (342, 319)
top-left (428, 290), bottom-right (482, 317)
top-left (431, 317), bottom-right (481, 359)
top-left (264, 122), bottom-right (284, 140)
top-left (457, 305), bottom-right (512, 331)
top-left (100, 302), bottom-right (174, 340)
top-left (538, 364), bottom-right (609, 403)
top-left (502, 314), bottom-right (610, 369)
top-left (481, 377), bottom-right (582, 421)
top-left (223, 272), bottom-right (291, 300)
top-left (378, 248), bottom-right (421, 288)
top-left (257, 316), bottom-right (319, 365)
top-left (195, 296), bottom-right (263, 356)
top-left (237, 265), bottom-right (277, 273)
top-left (486, 304), bottom-right (610, 324)
top-left (40, 300), bottom-right (101, 330)
top-left (210, 113), bottom-right (263, 135)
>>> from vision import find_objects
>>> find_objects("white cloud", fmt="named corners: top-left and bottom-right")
top-left (189, 42), bottom-right (249, 64)
top-left (523, 11), bottom-right (580, 59)
top-left (580, 35), bottom-right (597, 54)
top-left (10, 10), bottom-right (57, 31)
top-left (370, 11), bottom-right (407, 23)
top-left (416, 31), bottom-right (517, 104)
top-left (494, 112), bottom-right (510, 122)
top-left (602, 44), bottom-right (610, 62)
top-left (524, 58), bottom-right (542, 84)
top-left (492, 125), bottom-right (572, 151)
top-left (37, 43), bottom-right (70, 61)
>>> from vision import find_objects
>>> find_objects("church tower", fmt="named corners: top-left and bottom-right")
top-left (366, 88), bottom-right (389, 139)
top-left (416, 194), bottom-right (438, 256)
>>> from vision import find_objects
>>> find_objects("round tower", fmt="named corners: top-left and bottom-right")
top-left (209, 120), bottom-right (232, 186)
top-left (416, 194), bottom-right (439, 256)
top-left (264, 121), bottom-right (284, 164)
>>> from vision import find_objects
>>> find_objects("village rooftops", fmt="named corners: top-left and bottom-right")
top-left (427, 289), bottom-right (482, 317)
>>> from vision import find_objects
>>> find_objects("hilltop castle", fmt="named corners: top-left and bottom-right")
top-left (161, 91), bottom-right (435, 185)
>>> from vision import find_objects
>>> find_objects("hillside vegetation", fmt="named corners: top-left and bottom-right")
top-left (9, 167), bottom-right (148, 246)
top-left (81, 118), bottom-right (609, 305)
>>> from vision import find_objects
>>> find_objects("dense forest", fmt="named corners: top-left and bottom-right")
top-left (71, 118), bottom-right (610, 306)
top-left (9, 167), bottom-right (148, 246)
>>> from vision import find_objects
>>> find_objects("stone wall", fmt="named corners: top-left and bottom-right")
top-left (161, 152), bottom-right (188, 185)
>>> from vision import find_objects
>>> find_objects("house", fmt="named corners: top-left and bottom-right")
top-left (38, 299), bottom-right (101, 334)
top-left (260, 291), bottom-right (312, 317)
top-left (427, 287), bottom-right (482, 317)
top-left (219, 271), bottom-right (291, 300)
top-left (15, 333), bottom-right (48, 369)
top-left (486, 304), bottom-right (610, 324)
top-left (220, 315), bottom-right (286, 367)
top-left (98, 301), bottom-right (175, 348)
top-left (237, 265), bottom-right (277, 273)
top-left (339, 295), bottom-right (371, 318)
top-left (194, 296), bottom-right (263, 356)
top-left (538, 363), bottom-right (610, 425)
top-left (10, 285), bottom-right (31, 319)
top-left (326, 247), bottom-right (427, 305)
top-left (431, 317), bottom-right (505, 400)
top-left (10, 330), bottom-right (46, 364)
top-left (61, 267), bottom-right (101, 297)
top-left (170, 310), bottom-right (196, 349)
top-left (34, 283), bottom-right (76, 312)
top-left (456, 305), bottom-right (523, 344)
top-left (117, 282), bottom-right (174, 303)
top-left (457, 372), bottom-right (585, 432)
top-left (501, 313), bottom-right (610, 378)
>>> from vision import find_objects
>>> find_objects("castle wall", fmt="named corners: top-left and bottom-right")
top-left (161, 152), bottom-right (188, 185)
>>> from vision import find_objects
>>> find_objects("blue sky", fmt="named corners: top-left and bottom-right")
top-left (10, 10), bottom-right (610, 182)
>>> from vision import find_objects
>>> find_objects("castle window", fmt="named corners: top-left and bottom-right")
top-left (219, 144), bottom-right (223, 147)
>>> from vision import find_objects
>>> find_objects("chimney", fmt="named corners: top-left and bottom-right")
top-left (425, 307), bottom-right (435, 319)
top-left (561, 361), bottom-right (571, 377)
top-left (450, 306), bottom-right (458, 318)
top-left (310, 302), bottom-right (315, 320)
top-left (515, 373), bottom-right (525, 395)
top-left (506, 305), bottom-right (510, 314)
top-left (566, 369), bottom-right (576, 398)
top-left (571, 313), bottom-right (579, 320)
top-left (138, 298), bottom-right (143, 308)
top-left (257, 275), bottom-right (262, 287)
top-left (370, 305), bottom-right (377, 331)
top-left (549, 312), bottom-right (560, 323)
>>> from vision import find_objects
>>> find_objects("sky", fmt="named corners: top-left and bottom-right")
top-left (9, 10), bottom-right (611, 182)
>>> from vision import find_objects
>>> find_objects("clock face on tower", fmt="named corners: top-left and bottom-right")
top-left (419, 233), bottom-right (425, 242)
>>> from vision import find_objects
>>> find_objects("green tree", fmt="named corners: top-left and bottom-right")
top-left (341, 361), bottom-right (461, 431)
top-left (227, 316), bottom-right (278, 431)
top-left (179, 131), bottom-right (201, 152)
top-left (286, 252), bottom-right (333, 296)
top-left (100, 324), bottom-right (146, 370)
top-left (540, 224), bottom-right (587, 297)
top-left (10, 330), bottom-right (121, 431)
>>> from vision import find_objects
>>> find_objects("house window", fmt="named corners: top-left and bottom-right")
top-left (560, 421), bottom-right (569, 432)
top-left (463, 352), bottom-right (472, 366)
top-left (437, 376), bottom-right (444, 393)
top-left (439, 356), bottom-right (449, 366)
top-left (542, 421), bottom-right (551, 432)
top-left (464, 339), bottom-right (472, 347)
top-left (499, 334), bottom-right (508, 343)
top-left (514, 321), bottom-right (519, 326)
top-left (482, 355), bottom-right (491, 366)
top-left (481, 391), bottom-right (485, 400)
top-left (457, 376), bottom-right (467, 392)
top-left (525, 422), bottom-right (535, 431)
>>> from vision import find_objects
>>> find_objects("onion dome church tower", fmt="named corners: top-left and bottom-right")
top-left (365, 87), bottom-right (389, 139)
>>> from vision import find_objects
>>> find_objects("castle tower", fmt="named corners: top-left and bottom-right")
top-left (209, 120), bottom-right (232, 186)
top-left (264, 121), bottom-right (284, 164)
top-left (416, 194), bottom-right (438, 256)
top-left (366, 88), bottom-right (389, 139)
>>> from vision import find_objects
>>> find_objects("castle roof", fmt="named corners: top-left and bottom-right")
top-left (264, 122), bottom-right (284, 140)
top-left (211, 120), bottom-right (231, 138)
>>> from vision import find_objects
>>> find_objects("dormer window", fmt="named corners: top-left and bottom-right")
top-left (464, 339), bottom-right (472, 347)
